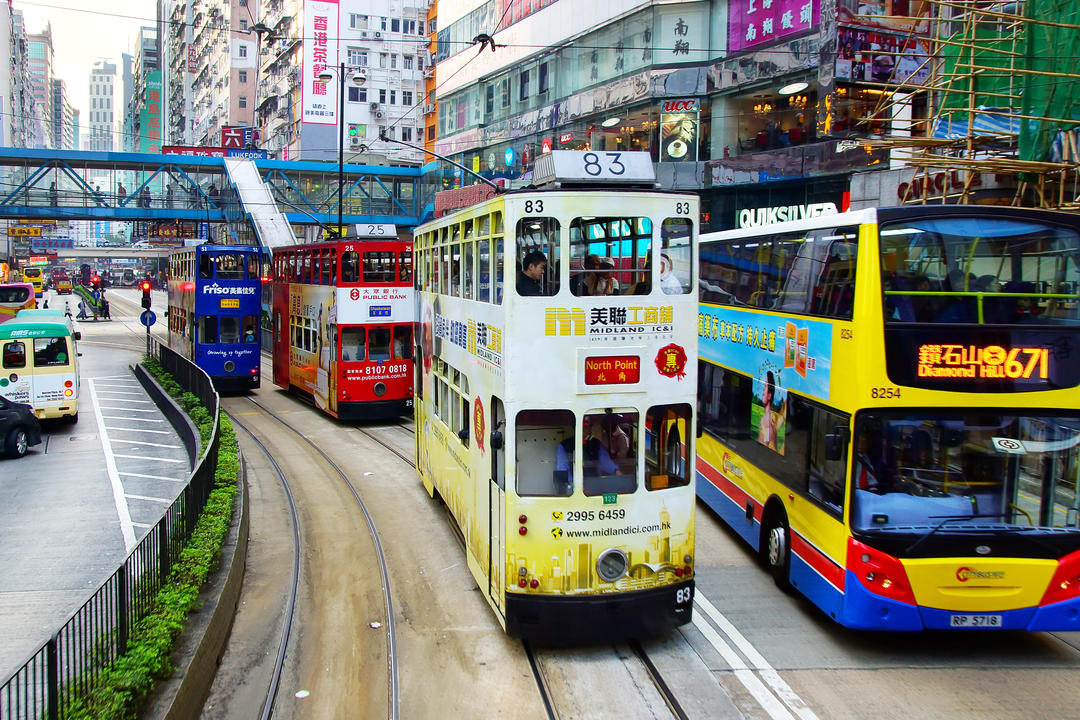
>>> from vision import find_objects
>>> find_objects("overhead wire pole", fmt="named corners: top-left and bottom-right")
top-left (318, 64), bottom-right (367, 237)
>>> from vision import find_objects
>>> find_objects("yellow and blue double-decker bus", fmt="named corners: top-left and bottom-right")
top-left (697, 205), bottom-right (1080, 630)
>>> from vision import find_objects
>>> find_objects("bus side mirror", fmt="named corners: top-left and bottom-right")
top-left (490, 429), bottom-right (503, 450)
top-left (458, 428), bottom-right (470, 441)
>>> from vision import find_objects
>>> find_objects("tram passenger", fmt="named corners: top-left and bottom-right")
top-left (243, 324), bottom-right (257, 343)
top-left (660, 253), bottom-right (682, 294)
top-left (516, 250), bottom-right (548, 296)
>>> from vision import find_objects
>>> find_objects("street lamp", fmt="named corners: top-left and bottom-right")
top-left (317, 63), bottom-right (368, 237)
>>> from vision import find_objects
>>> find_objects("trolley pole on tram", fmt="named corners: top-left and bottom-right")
top-left (317, 63), bottom-right (368, 237)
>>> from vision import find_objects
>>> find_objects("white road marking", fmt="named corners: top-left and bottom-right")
top-left (695, 593), bottom-right (820, 720)
top-left (110, 439), bottom-right (183, 449)
top-left (88, 378), bottom-right (136, 552)
top-left (132, 522), bottom-right (154, 529)
top-left (97, 407), bottom-right (159, 413)
top-left (94, 391), bottom-right (149, 397)
top-left (108, 427), bottom-right (173, 434)
top-left (112, 454), bottom-right (186, 463)
top-left (124, 493), bottom-right (172, 504)
top-left (102, 416), bottom-right (164, 422)
top-left (119, 472), bottom-right (186, 482)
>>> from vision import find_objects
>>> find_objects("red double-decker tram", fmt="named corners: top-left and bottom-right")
top-left (271, 237), bottom-right (414, 419)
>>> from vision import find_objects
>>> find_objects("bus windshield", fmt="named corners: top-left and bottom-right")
top-left (880, 217), bottom-right (1080, 325)
top-left (851, 412), bottom-right (1080, 533)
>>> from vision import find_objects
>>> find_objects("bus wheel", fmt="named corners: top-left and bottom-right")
top-left (66, 412), bottom-right (78, 425)
top-left (5, 427), bottom-right (29, 458)
top-left (765, 516), bottom-right (793, 592)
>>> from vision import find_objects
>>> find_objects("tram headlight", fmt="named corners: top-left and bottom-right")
top-left (374, 382), bottom-right (387, 397)
top-left (596, 548), bottom-right (628, 583)
top-left (224, 361), bottom-right (235, 373)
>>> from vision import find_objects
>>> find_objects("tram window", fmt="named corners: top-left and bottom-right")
top-left (581, 411), bottom-right (637, 495)
top-left (392, 326), bottom-right (412, 359)
top-left (241, 317), bottom-right (257, 343)
top-left (217, 254), bottom-right (245, 280)
top-left (341, 327), bottom-right (366, 361)
top-left (478, 239), bottom-right (491, 301)
top-left (33, 337), bottom-right (68, 366)
top-left (363, 251), bottom-right (392, 283)
top-left (516, 218), bottom-right (560, 296)
top-left (369, 327), bottom-right (392, 361)
top-left (247, 253), bottom-right (259, 280)
top-left (495, 238), bottom-right (504, 304)
top-left (200, 316), bottom-right (219, 344)
top-left (198, 254), bottom-right (213, 279)
top-left (660, 218), bottom-right (694, 295)
top-left (463, 242), bottom-right (474, 299)
top-left (644, 404), bottom-right (692, 490)
top-left (399, 251), bottom-right (412, 283)
top-left (569, 216), bottom-right (650, 297)
top-left (440, 245), bottom-right (451, 295)
top-left (2, 340), bottom-right (26, 369)
top-left (341, 251), bottom-right (360, 283)
top-left (515, 409), bottom-right (574, 497)
top-left (450, 242), bottom-right (462, 297)
top-left (220, 316), bottom-right (241, 344)
top-left (312, 252), bottom-right (322, 283)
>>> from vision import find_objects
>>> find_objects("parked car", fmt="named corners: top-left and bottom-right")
top-left (0, 396), bottom-right (43, 458)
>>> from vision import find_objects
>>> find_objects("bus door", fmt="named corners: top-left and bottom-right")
top-left (489, 397), bottom-right (506, 614)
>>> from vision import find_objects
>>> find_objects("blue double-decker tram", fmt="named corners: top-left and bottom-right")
top-left (167, 244), bottom-right (262, 391)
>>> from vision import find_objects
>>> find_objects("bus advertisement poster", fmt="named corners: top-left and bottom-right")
top-left (698, 305), bottom-right (832, 401)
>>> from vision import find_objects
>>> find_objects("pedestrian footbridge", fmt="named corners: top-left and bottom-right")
top-left (0, 148), bottom-right (432, 246)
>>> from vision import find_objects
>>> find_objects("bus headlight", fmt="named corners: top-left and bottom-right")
top-left (596, 548), bottom-right (628, 582)
top-left (224, 361), bottom-right (235, 373)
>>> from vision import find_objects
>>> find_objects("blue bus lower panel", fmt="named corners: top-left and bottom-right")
top-left (696, 470), bottom-right (760, 551)
top-left (505, 580), bottom-right (694, 644)
top-left (789, 552), bottom-right (846, 624)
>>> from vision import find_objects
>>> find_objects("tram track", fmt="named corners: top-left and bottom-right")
top-left (235, 395), bottom-right (401, 720)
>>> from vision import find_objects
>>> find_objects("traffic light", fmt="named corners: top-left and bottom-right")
top-left (141, 280), bottom-right (152, 309)
top-left (91, 275), bottom-right (100, 289)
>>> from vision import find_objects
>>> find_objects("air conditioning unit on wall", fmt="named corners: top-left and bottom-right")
top-left (373, 31), bottom-right (382, 39)
top-left (359, 30), bottom-right (369, 38)
top-left (375, 110), bottom-right (385, 119)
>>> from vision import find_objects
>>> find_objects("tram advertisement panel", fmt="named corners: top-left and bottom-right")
top-left (334, 285), bottom-right (412, 324)
top-left (288, 284), bottom-right (335, 411)
top-left (698, 305), bottom-right (833, 401)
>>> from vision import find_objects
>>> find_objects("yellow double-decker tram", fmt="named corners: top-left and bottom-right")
top-left (413, 152), bottom-right (699, 641)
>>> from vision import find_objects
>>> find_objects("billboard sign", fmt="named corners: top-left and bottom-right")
top-left (302, 1), bottom-right (339, 126)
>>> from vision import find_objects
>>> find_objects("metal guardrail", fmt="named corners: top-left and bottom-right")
top-left (0, 340), bottom-right (220, 720)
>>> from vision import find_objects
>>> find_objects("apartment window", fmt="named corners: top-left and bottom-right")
top-left (240, 0), bottom-right (247, 4)
top-left (380, 17), bottom-right (388, 30)
top-left (390, 90), bottom-right (396, 104)
top-left (385, 126), bottom-right (395, 139)
top-left (240, 19), bottom-right (248, 30)
top-left (403, 55), bottom-right (413, 70)
top-left (391, 18), bottom-right (401, 32)
top-left (403, 19), bottom-right (416, 34)
top-left (427, 126), bottom-right (435, 141)
top-left (347, 48), bottom-right (368, 66)
top-left (239, 45), bottom-right (248, 58)
top-left (418, 56), bottom-right (424, 71)
top-left (402, 127), bottom-right (413, 141)
top-left (539, 62), bottom-right (549, 94)
top-left (402, 90), bottom-right (413, 105)
top-left (350, 13), bottom-right (368, 29)
top-left (379, 89), bottom-right (387, 103)
top-left (419, 21), bottom-right (425, 34)
top-left (379, 53), bottom-right (388, 68)
top-left (519, 69), bottom-right (530, 101)
top-left (390, 54), bottom-right (398, 69)
top-left (239, 96), bottom-right (247, 108)
top-left (238, 70), bottom-right (248, 83)
top-left (347, 87), bottom-right (367, 102)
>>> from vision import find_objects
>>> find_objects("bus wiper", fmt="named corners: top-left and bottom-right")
top-left (904, 513), bottom-right (1012, 555)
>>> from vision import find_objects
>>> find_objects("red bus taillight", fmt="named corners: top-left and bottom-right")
top-left (1040, 548), bottom-right (1080, 606)
top-left (848, 537), bottom-right (916, 605)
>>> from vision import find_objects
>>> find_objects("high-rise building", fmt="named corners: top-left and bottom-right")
top-left (26, 24), bottom-right (54, 149)
top-left (1, 8), bottom-right (34, 148)
top-left (254, 0), bottom-right (430, 163)
top-left (163, 0), bottom-right (257, 147)
top-left (88, 60), bottom-right (118, 151)
top-left (129, 27), bottom-right (162, 153)
top-left (50, 78), bottom-right (77, 150)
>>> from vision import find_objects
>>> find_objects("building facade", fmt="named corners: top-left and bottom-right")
top-left (1, 6), bottom-right (34, 148)
top-left (50, 78), bottom-right (77, 150)
top-left (128, 27), bottom-right (163, 153)
top-left (26, 24), bottom-right (54, 149)
top-left (88, 60), bottom-right (118, 152)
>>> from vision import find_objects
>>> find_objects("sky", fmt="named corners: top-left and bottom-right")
top-left (15, 0), bottom-right (159, 122)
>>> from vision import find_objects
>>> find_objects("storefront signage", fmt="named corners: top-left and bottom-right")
top-left (222, 126), bottom-right (260, 149)
top-left (737, 201), bottom-right (839, 228)
top-left (660, 99), bottom-right (699, 163)
top-left (302, 0), bottom-right (339, 126)
top-left (8, 227), bottom-right (41, 237)
top-left (836, 28), bottom-right (931, 86)
top-left (584, 356), bottom-right (641, 385)
top-left (162, 145), bottom-right (227, 157)
top-left (898, 171), bottom-right (981, 201)
top-left (559, 133), bottom-right (574, 144)
top-left (728, 0), bottom-right (820, 53)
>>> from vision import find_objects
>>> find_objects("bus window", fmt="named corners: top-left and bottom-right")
top-left (200, 316), bottom-right (219, 344)
top-left (516, 218), bottom-right (560, 296)
top-left (516, 409), bottom-right (574, 497)
top-left (645, 404), bottom-right (692, 490)
top-left (199, 254), bottom-right (213, 279)
top-left (583, 411), bottom-right (637, 495)
top-left (220, 316), bottom-right (240, 344)
top-left (3, 340), bottom-right (26, 368)
top-left (369, 327), bottom-right (392, 361)
top-left (341, 251), bottom-right (360, 283)
top-left (393, 325), bottom-right (412, 359)
top-left (33, 337), bottom-right (69, 366)
top-left (341, 327), bottom-right (366, 361)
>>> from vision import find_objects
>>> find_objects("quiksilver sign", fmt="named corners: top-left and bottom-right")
top-left (738, 202), bottom-right (839, 228)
